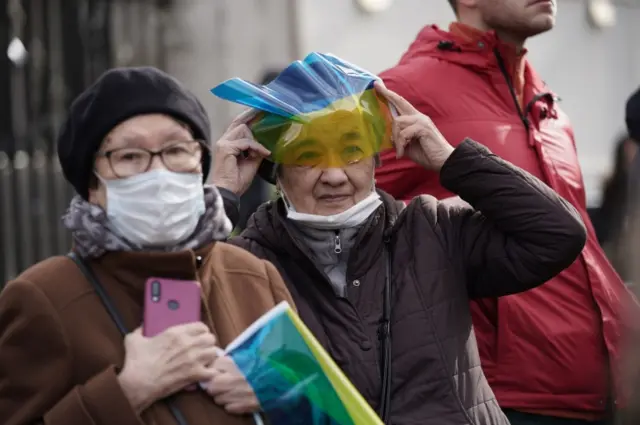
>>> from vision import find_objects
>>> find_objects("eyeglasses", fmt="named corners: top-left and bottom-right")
top-left (97, 140), bottom-right (207, 178)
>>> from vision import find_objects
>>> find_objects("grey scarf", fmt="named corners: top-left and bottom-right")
top-left (62, 185), bottom-right (232, 259)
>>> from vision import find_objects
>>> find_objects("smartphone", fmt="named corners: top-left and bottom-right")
top-left (143, 277), bottom-right (201, 337)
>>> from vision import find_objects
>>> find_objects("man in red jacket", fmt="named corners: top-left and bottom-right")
top-left (377, 1), bottom-right (634, 424)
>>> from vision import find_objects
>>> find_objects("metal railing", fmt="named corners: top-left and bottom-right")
top-left (0, 0), bottom-right (170, 284)
top-left (0, 150), bottom-right (74, 282)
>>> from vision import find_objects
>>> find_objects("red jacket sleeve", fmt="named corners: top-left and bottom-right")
top-left (377, 71), bottom-right (454, 202)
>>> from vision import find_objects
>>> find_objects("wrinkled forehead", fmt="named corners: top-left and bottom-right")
top-left (290, 108), bottom-right (367, 145)
top-left (100, 114), bottom-right (192, 151)
top-left (248, 88), bottom-right (392, 169)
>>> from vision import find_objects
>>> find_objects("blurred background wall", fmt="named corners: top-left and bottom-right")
top-left (156, 0), bottom-right (640, 206)
top-left (293, 0), bottom-right (640, 205)
top-left (163, 0), bottom-right (298, 138)
top-left (1, 0), bottom-right (639, 280)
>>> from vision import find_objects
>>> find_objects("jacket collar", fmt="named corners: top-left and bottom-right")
top-left (241, 190), bottom-right (404, 279)
top-left (400, 23), bottom-right (549, 96)
top-left (448, 23), bottom-right (527, 105)
top-left (90, 243), bottom-right (216, 301)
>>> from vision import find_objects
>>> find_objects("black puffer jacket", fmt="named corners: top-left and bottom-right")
top-left (224, 139), bottom-right (586, 425)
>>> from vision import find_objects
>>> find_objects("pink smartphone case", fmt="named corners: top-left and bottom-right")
top-left (143, 278), bottom-right (201, 337)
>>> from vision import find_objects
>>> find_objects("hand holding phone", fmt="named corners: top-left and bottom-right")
top-left (143, 277), bottom-right (204, 391)
top-left (119, 322), bottom-right (218, 408)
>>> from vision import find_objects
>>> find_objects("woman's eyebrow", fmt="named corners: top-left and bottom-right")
top-left (289, 139), bottom-right (320, 149)
top-left (340, 131), bottom-right (361, 143)
top-left (101, 134), bottom-right (143, 151)
top-left (162, 128), bottom-right (192, 141)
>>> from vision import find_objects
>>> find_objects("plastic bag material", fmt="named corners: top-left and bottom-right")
top-left (211, 52), bottom-right (394, 169)
top-left (225, 302), bottom-right (384, 425)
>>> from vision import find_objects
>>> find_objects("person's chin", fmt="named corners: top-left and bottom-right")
top-left (531, 6), bottom-right (557, 30)
top-left (534, 17), bottom-right (555, 33)
top-left (522, 15), bottom-right (555, 37)
top-left (317, 196), bottom-right (353, 214)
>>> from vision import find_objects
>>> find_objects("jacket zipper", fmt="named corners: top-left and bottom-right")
top-left (334, 231), bottom-right (342, 254)
top-left (493, 48), bottom-right (530, 131)
top-left (281, 214), bottom-right (399, 407)
top-left (285, 229), bottom-right (341, 293)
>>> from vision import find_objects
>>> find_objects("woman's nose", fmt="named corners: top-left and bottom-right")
top-left (148, 154), bottom-right (167, 171)
top-left (320, 167), bottom-right (349, 185)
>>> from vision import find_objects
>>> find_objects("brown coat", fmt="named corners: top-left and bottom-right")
top-left (0, 242), bottom-right (294, 425)
top-left (228, 139), bottom-right (587, 425)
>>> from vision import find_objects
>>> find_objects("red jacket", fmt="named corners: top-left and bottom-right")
top-left (377, 24), bottom-right (636, 419)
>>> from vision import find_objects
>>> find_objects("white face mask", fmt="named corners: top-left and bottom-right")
top-left (282, 190), bottom-right (382, 230)
top-left (99, 169), bottom-right (206, 247)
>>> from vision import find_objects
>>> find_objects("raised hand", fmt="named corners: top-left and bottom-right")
top-left (211, 109), bottom-right (271, 196)
top-left (374, 81), bottom-right (454, 172)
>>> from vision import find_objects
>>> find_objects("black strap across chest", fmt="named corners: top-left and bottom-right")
top-left (67, 252), bottom-right (189, 425)
top-left (69, 245), bottom-right (393, 424)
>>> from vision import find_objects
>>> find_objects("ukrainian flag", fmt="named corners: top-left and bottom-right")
top-left (225, 301), bottom-right (384, 425)
top-left (211, 53), bottom-right (393, 169)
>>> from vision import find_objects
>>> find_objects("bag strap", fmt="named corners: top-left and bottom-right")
top-left (68, 252), bottom-right (128, 335)
top-left (378, 241), bottom-right (393, 424)
top-left (67, 252), bottom-right (189, 425)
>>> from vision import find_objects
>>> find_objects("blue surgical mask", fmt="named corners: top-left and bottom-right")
top-left (98, 169), bottom-right (206, 247)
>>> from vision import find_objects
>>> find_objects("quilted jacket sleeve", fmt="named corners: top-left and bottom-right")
top-left (264, 260), bottom-right (297, 313)
top-left (218, 186), bottom-right (241, 229)
top-left (422, 138), bottom-right (587, 299)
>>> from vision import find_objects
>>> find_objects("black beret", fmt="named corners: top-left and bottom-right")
top-left (626, 86), bottom-right (640, 143)
top-left (57, 66), bottom-right (211, 199)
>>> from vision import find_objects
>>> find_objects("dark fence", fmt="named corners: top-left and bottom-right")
top-left (0, 151), bottom-right (73, 281)
top-left (0, 0), bottom-right (170, 283)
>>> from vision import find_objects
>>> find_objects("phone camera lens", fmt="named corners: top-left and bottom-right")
top-left (151, 281), bottom-right (161, 302)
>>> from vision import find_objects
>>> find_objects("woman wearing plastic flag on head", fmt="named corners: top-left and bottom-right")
top-left (210, 52), bottom-right (587, 425)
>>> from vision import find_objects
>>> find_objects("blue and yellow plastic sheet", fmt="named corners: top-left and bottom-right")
top-left (225, 302), bottom-right (384, 425)
top-left (211, 53), bottom-right (394, 169)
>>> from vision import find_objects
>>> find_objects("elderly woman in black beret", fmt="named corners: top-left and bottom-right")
top-left (0, 67), bottom-right (292, 425)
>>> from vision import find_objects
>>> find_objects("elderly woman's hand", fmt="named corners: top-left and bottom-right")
top-left (203, 355), bottom-right (261, 414)
top-left (117, 323), bottom-right (219, 413)
top-left (374, 81), bottom-right (455, 172)
top-left (211, 109), bottom-right (271, 196)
